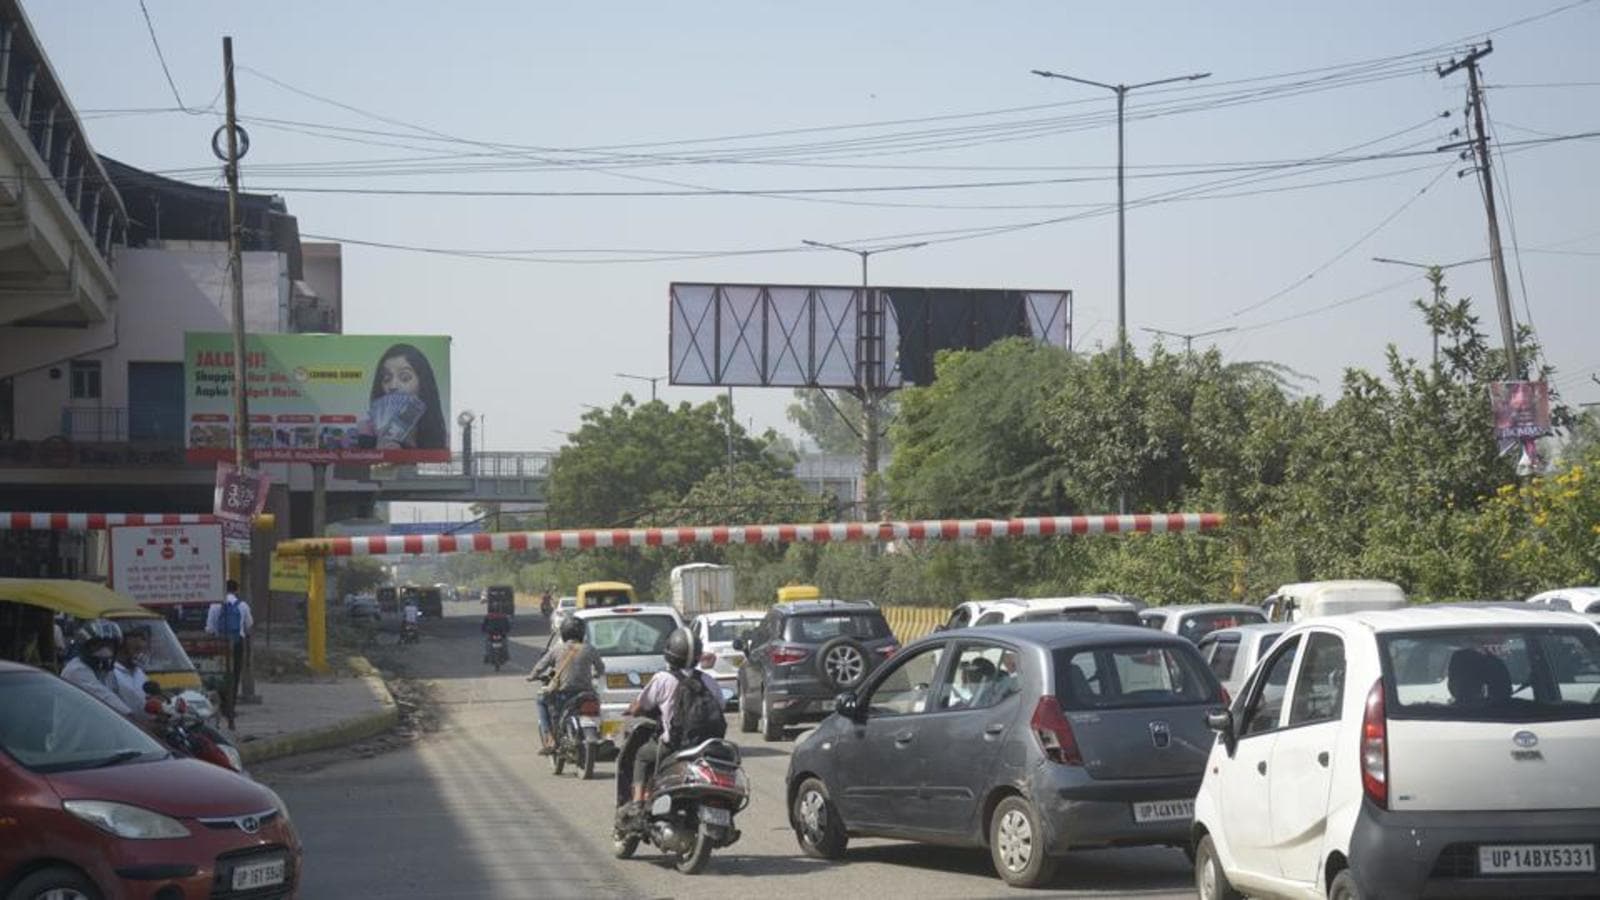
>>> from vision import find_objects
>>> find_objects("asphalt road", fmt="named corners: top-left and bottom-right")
top-left (259, 603), bottom-right (1199, 899)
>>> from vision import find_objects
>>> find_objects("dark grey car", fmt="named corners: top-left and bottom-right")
top-left (736, 600), bottom-right (899, 742)
top-left (785, 623), bottom-right (1224, 888)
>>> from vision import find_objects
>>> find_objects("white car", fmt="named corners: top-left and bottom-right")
top-left (1196, 623), bottom-right (1289, 699)
top-left (549, 595), bottom-right (578, 632)
top-left (1260, 580), bottom-right (1406, 623)
top-left (1528, 586), bottom-right (1600, 621)
top-left (547, 605), bottom-right (684, 754)
top-left (1193, 606), bottom-right (1600, 900)
top-left (689, 609), bottom-right (764, 710)
top-left (1140, 604), bottom-right (1270, 643)
top-left (942, 596), bottom-right (1143, 628)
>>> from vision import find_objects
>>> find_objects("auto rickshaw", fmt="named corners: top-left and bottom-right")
top-left (576, 580), bottom-right (637, 610)
top-left (0, 578), bottom-right (205, 691)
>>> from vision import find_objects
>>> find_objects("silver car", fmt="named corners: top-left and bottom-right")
top-left (1194, 623), bottom-right (1288, 699)
top-left (786, 623), bottom-right (1224, 888)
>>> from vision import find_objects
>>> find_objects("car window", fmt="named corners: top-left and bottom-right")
top-left (1054, 643), bottom-right (1217, 709)
top-left (1382, 626), bottom-right (1600, 722)
top-left (1255, 632), bottom-right (1283, 659)
top-left (938, 645), bottom-right (1021, 710)
top-left (584, 615), bottom-right (678, 657)
top-left (0, 672), bottom-right (168, 772)
top-left (866, 645), bottom-right (946, 717)
top-left (705, 618), bottom-right (760, 643)
top-left (1178, 610), bottom-right (1268, 642)
top-left (975, 611), bottom-right (1006, 626)
top-left (1288, 632), bottom-right (1345, 726)
top-left (1207, 638), bottom-right (1240, 682)
top-left (1239, 636), bottom-right (1300, 736)
top-left (785, 613), bottom-right (889, 643)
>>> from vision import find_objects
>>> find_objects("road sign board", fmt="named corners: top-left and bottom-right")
top-left (109, 523), bottom-right (226, 606)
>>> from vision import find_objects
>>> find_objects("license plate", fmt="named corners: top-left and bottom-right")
top-left (231, 857), bottom-right (287, 890)
top-left (1132, 799), bottom-right (1194, 823)
top-left (700, 805), bottom-right (732, 826)
top-left (600, 719), bottom-right (623, 739)
top-left (1479, 844), bottom-right (1596, 874)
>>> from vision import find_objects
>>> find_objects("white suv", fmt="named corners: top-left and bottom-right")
top-left (1192, 606), bottom-right (1600, 899)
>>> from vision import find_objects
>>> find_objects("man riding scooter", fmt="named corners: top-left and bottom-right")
top-left (526, 617), bottom-right (605, 755)
top-left (619, 627), bottom-right (725, 819)
top-left (59, 619), bottom-right (134, 716)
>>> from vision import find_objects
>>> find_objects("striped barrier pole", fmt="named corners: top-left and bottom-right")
top-left (1, 512), bottom-right (217, 530)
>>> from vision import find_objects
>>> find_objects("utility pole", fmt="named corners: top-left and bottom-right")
top-left (1438, 42), bottom-right (1520, 381)
top-left (615, 372), bottom-right (663, 402)
top-left (801, 238), bottom-right (928, 521)
top-left (1032, 68), bottom-right (1211, 370)
top-left (1371, 255), bottom-right (1487, 368)
top-left (1139, 325), bottom-right (1235, 355)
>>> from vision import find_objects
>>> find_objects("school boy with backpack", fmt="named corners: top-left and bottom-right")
top-left (205, 579), bottom-right (254, 727)
top-left (622, 626), bottom-right (726, 815)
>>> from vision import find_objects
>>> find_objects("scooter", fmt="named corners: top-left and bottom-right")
top-left (399, 620), bottom-right (420, 645)
top-left (142, 684), bottom-right (245, 774)
top-left (613, 718), bottom-right (749, 874)
top-left (536, 677), bottom-right (602, 779)
top-left (485, 632), bottom-right (508, 671)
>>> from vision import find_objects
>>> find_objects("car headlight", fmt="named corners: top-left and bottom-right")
top-left (63, 800), bottom-right (190, 839)
top-left (218, 742), bottom-right (245, 774)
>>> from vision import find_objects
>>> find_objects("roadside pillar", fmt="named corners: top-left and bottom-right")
top-left (307, 551), bottom-right (328, 673)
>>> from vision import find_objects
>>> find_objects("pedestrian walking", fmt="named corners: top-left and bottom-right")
top-left (206, 579), bottom-right (254, 728)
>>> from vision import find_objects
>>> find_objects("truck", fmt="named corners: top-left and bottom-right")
top-left (670, 563), bottom-right (737, 619)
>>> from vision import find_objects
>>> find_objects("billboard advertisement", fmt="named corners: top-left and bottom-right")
top-left (184, 333), bottom-right (451, 463)
top-left (1490, 379), bottom-right (1551, 457)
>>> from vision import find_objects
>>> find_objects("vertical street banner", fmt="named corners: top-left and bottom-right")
top-left (109, 523), bottom-right (226, 606)
top-left (214, 462), bottom-right (271, 552)
top-left (184, 333), bottom-right (452, 464)
top-left (1490, 380), bottom-right (1552, 466)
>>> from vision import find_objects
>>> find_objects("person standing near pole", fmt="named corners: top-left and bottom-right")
top-left (206, 579), bottom-right (254, 728)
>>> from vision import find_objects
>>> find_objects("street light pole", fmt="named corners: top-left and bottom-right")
top-left (614, 372), bottom-right (663, 402)
top-left (801, 238), bottom-right (928, 521)
top-left (1372, 255), bottom-right (1488, 368)
top-left (1139, 325), bottom-right (1236, 355)
top-left (1031, 68), bottom-right (1211, 370)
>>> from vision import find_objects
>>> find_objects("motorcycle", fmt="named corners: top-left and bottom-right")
top-left (399, 620), bottom-right (420, 645)
top-left (613, 718), bottom-right (749, 874)
top-left (535, 675), bottom-right (602, 779)
top-left (539, 595), bottom-right (553, 622)
top-left (485, 632), bottom-right (508, 671)
top-left (142, 684), bottom-right (245, 774)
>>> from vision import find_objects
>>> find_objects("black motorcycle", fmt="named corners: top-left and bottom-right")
top-left (537, 679), bottom-right (601, 779)
top-left (613, 719), bottom-right (749, 874)
top-left (485, 632), bottom-right (508, 671)
top-left (399, 620), bottom-right (420, 645)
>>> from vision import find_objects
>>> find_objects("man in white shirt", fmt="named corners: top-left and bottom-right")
top-left (112, 622), bottom-right (154, 717)
top-left (206, 580), bottom-right (254, 726)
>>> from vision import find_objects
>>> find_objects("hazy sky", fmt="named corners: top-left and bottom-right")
top-left (31, 1), bottom-right (1600, 472)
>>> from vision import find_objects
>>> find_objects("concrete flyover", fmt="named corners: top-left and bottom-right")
top-left (366, 450), bottom-right (552, 504)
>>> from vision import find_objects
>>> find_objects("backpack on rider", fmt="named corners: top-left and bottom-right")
top-left (668, 668), bottom-right (726, 749)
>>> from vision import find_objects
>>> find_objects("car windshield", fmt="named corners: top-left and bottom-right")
top-left (126, 619), bottom-right (195, 673)
top-left (706, 618), bottom-right (761, 643)
top-left (0, 672), bottom-right (168, 772)
top-left (585, 615), bottom-right (677, 657)
top-left (785, 613), bottom-right (888, 643)
top-left (1020, 608), bottom-right (1141, 626)
top-left (1382, 626), bottom-right (1600, 722)
top-left (1177, 610), bottom-right (1267, 641)
top-left (1055, 643), bottom-right (1219, 709)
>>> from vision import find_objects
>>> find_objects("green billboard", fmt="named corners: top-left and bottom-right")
top-left (184, 333), bottom-right (451, 463)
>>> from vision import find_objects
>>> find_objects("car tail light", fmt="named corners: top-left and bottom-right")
top-left (876, 644), bottom-right (899, 658)
top-left (1029, 696), bottom-right (1083, 765)
top-left (1360, 679), bottom-right (1388, 808)
top-left (769, 645), bottom-right (810, 666)
top-left (578, 696), bottom-right (601, 717)
top-left (1218, 686), bottom-right (1231, 706)
top-left (700, 652), bottom-right (717, 669)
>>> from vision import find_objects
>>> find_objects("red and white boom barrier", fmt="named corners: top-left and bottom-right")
top-left (279, 513), bottom-right (1225, 558)
top-left (2, 512), bottom-right (217, 531)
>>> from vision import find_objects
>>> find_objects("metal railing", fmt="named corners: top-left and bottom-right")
top-left (60, 405), bottom-right (125, 442)
top-left (375, 451), bottom-right (554, 481)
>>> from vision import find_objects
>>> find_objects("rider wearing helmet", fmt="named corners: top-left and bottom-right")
top-left (527, 616), bottom-right (605, 755)
top-left (622, 626), bottom-right (722, 811)
top-left (59, 619), bottom-right (135, 716)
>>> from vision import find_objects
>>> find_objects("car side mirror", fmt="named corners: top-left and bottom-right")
top-left (1206, 707), bottom-right (1237, 756)
top-left (835, 692), bottom-right (863, 721)
top-left (731, 638), bottom-right (745, 652)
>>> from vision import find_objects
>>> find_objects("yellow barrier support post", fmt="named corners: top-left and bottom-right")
top-left (307, 552), bottom-right (328, 674)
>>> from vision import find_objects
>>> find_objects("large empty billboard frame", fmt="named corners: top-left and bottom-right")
top-left (669, 282), bottom-right (1071, 389)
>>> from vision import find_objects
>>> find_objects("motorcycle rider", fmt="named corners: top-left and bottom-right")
top-left (481, 607), bottom-right (511, 662)
top-left (539, 587), bottom-right (554, 619)
top-left (111, 621), bottom-right (154, 716)
top-left (527, 617), bottom-right (605, 755)
top-left (621, 627), bottom-right (723, 817)
top-left (59, 619), bottom-right (134, 716)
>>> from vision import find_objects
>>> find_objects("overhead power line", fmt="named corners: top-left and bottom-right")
top-left (137, 1), bottom-right (187, 111)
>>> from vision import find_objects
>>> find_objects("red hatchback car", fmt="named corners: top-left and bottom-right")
top-left (0, 660), bottom-right (301, 900)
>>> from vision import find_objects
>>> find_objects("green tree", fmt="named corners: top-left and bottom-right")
top-left (786, 389), bottom-right (893, 456)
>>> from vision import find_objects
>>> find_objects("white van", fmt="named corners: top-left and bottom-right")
top-left (1260, 580), bottom-right (1406, 623)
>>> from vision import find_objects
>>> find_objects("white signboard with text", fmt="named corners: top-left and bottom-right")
top-left (109, 523), bottom-right (226, 607)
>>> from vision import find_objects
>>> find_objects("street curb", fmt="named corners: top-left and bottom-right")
top-left (239, 657), bottom-right (399, 766)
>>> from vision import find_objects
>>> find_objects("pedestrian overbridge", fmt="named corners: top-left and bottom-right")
top-left (366, 451), bottom-right (552, 504)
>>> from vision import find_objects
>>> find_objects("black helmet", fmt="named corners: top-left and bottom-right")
top-left (663, 626), bottom-right (700, 670)
top-left (76, 619), bottom-right (123, 672)
top-left (560, 617), bottom-right (587, 642)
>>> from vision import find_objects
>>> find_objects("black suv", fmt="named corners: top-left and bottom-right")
top-left (734, 600), bottom-right (898, 741)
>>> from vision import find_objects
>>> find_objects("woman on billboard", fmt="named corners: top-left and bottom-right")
top-left (356, 343), bottom-right (447, 450)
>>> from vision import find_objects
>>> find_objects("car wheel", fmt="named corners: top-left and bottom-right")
top-left (815, 637), bottom-right (871, 691)
top-left (989, 796), bottom-right (1057, 888)
top-left (760, 695), bottom-right (784, 742)
top-left (1329, 870), bottom-right (1361, 900)
top-left (792, 777), bottom-right (848, 860)
top-left (1194, 834), bottom-right (1243, 900)
top-left (7, 866), bottom-right (103, 900)
top-left (739, 699), bottom-right (759, 733)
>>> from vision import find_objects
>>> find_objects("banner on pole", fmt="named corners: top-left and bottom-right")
top-left (213, 462), bottom-right (270, 553)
